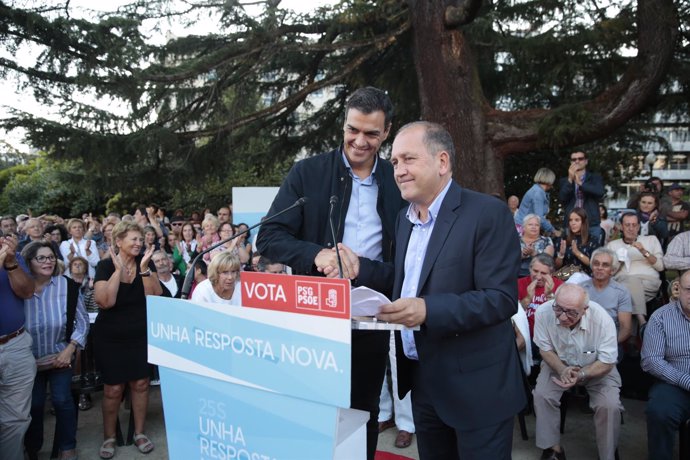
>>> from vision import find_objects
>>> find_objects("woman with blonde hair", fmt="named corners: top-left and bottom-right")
top-left (59, 218), bottom-right (101, 279)
top-left (199, 214), bottom-right (221, 263)
top-left (93, 221), bottom-right (162, 458)
top-left (514, 167), bottom-right (560, 237)
top-left (191, 252), bottom-right (241, 305)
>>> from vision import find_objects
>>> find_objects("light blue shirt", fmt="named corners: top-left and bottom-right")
top-left (401, 179), bottom-right (453, 360)
top-left (341, 153), bottom-right (383, 262)
top-left (24, 276), bottom-right (89, 359)
top-left (514, 183), bottom-right (555, 233)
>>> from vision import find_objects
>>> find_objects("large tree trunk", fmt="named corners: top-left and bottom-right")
top-left (407, 0), bottom-right (678, 196)
top-left (408, 0), bottom-right (503, 195)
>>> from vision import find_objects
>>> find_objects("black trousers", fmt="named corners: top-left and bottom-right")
top-left (350, 330), bottom-right (389, 460)
top-left (411, 368), bottom-right (514, 460)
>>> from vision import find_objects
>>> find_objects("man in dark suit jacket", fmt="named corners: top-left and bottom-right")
top-left (558, 151), bottom-right (605, 245)
top-left (377, 121), bottom-right (525, 459)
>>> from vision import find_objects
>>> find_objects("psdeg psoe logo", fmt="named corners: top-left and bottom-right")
top-left (295, 281), bottom-right (346, 314)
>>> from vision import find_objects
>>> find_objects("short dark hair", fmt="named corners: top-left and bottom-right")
top-left (346, 87), bottom-right (394, 128)
top-left (45, 224), bottom-right (69, 241)
top-left (620, 211), bottom-right (639, 225)
top-left (21, 241), bottom-right (60, 276)
top-left (599, 203), bottom-right (608, 219)
top-left (257, 256), bottom-right (279, 272)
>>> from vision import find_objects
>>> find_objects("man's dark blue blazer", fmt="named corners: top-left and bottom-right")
top-left (394, 181), bottom-right (526, 431)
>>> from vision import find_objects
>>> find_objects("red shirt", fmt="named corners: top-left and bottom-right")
top-left (517, 275), bottom-right (564, 337)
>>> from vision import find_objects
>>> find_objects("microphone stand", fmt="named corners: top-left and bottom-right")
top-left (179, 197), bottom-right (308, 299)
top-left (329, 195), bottom-right (344, 279)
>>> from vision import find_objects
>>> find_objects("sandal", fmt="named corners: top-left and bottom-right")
top-left (99, 437), bottom-right (116, 459)
top-left (133, 433), bottom-right (154, 454)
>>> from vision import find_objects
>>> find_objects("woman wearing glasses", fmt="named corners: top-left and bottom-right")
top-left (21, 241), bottom-right (89, 460)
top-left (208, 222), bottom-right (239, 261)
top-left (191, 251), bottom-right (241, 305)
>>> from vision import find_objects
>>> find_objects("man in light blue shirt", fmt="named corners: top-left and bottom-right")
top-left (377, 122), bottom-right (524, 459)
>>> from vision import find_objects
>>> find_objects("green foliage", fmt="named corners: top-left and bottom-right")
top-left (537, 105), bottom-right (595, 148)
top-left (0, 0), bottom-right (685, 211)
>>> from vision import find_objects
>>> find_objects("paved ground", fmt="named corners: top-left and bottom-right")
top-left (34, 387), bottom-right (661, 460)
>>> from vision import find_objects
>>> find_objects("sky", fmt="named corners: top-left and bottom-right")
top-left (0, 0), bottom-right (337, 154)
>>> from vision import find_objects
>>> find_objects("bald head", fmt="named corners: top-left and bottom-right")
top-left (554, 284), bottom-right (589, 328)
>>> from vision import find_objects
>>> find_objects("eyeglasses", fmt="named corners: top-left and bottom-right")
top-left (34, 255), bottom-right (57, 263)
top-left (552, 303), bottom-right (583, 319)
top-left (171, 222), bottom-right (183, 226)
top-left (570, 156), bottom-right (586, 162)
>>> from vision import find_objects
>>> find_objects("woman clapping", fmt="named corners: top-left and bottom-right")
top-left (93, 222), bottom-right (161, 459)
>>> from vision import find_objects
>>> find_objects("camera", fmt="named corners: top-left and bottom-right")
top-left (643, 178), bottom-right (656, 192)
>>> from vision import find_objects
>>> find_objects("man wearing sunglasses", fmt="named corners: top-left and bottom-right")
top-left (558, 151), bottom-right (605, 245)
top-left (533, 283), bottom-right (622, 460)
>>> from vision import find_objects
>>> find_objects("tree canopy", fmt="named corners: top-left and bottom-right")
top-left (0, 0), bottom-right (686, 215)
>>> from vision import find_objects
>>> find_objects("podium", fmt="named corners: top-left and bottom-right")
top-left (147, 272), bottom-right (368, 459)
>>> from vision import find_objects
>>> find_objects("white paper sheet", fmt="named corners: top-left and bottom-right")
top-left (350, 286), bottom-right (391, 317)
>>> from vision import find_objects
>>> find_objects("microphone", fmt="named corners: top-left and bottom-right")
top-left (179, 197), bottom-right (308, 299)
top-left (328, 195), bottom-right (345, 279)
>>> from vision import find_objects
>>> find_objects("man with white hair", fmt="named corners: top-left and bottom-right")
top-left (579, 247), bottom-right (633, 346)
top-left (533, 284), bottom-right (622, 460)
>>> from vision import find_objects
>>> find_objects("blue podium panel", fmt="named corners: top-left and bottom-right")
top-left (147, 274), bottom-right (363, 460)
top-left (160, 367), bottom-right (338, 460)
top-left (148, 295), bottom-right (351, 408)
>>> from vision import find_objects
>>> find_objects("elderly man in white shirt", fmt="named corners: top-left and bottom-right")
top-left (606, 211), bottom-right (664, 325)
top-left (533, 284), bottom-right (622, 460)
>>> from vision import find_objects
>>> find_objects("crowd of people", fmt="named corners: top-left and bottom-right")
top-left (511, 154), bottom-right (690, 460)
top-left (1, 85), bottom-right (689, 460)
top-left (0, 207), bottom-right (286, 460)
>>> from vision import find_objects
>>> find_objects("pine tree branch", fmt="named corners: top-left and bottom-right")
top-left (488, 0), bottom-right (679, 156)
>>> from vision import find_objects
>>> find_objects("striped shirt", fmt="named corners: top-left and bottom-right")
top-left (24, 276), bottom-right (89, 359)
top-left (641, 301), bottom-right (690, 391)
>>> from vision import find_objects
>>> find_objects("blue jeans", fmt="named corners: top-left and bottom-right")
top-left (24, 367), bottom-right (77, 453)
top-left (646, 381), bottom-right (690, 460)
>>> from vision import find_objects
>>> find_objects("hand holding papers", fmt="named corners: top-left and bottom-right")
top-left (350, 286), bottom-right (420, 331)
top-left (351, 286), bottom-right (390, 316)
